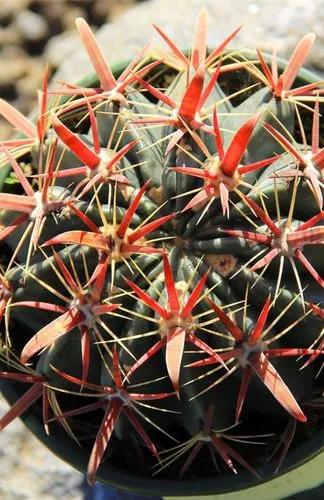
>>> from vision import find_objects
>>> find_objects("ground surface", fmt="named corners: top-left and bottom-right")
top-left (0, 0), bottom-right (137, 139)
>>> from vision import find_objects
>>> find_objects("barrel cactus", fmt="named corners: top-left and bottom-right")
top-left (0, 9), bottom-right (323, 489)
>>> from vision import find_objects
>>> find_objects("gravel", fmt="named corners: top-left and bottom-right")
top-left (53, 0), bottom-right (324, 85)
top-left (0, 0), bottom-right (139, 139)
top-left (0, 397), bottom-right (84, 500)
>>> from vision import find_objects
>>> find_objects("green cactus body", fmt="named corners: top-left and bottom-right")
top-left (0, 9), bottom-right (323, 491)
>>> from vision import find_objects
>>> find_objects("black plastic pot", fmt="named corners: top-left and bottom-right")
top-left (0, 53), bottom-right (323, 497)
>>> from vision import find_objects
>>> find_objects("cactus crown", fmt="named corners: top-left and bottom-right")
top-left (0, 9), bottom-right (323, 487)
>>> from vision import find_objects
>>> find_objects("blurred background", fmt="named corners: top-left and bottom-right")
top-left (0, 1), bottom-right (323, 498)
top-left (0, 0), bottom-right (144, 140)
top-left (1, 0), bottom-right (323, 143)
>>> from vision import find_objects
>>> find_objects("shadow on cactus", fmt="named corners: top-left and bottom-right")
top-left (0, 8), bottom-right (323, 494)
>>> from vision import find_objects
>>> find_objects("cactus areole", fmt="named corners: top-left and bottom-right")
top-left (0, 11), bottom-right (323, 496)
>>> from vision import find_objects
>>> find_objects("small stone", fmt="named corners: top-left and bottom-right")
top-left (0, 395), bottom-right (84, 499)
top-left (0, 46), bottom-right (29, 84)
top-left (15, 9), bottom-right (48, 42)
top-left (54, 0), bottom-right (324, 84)
top-left (0, 0), bottom-right (25, 20)
top-left (44, 31), bottom-right (81, 70)
top-left (61, 7), bottom-right (87, 31)
top-left (0, 26), bottom-right (22, 46)
top-left (247, 4), bottom-right (259, 15)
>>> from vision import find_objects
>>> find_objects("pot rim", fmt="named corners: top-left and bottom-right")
top-left (1, 378), bottom-right (323, 496)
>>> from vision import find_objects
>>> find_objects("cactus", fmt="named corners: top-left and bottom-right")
top-left (0, 9), bottom-right (323, 489)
